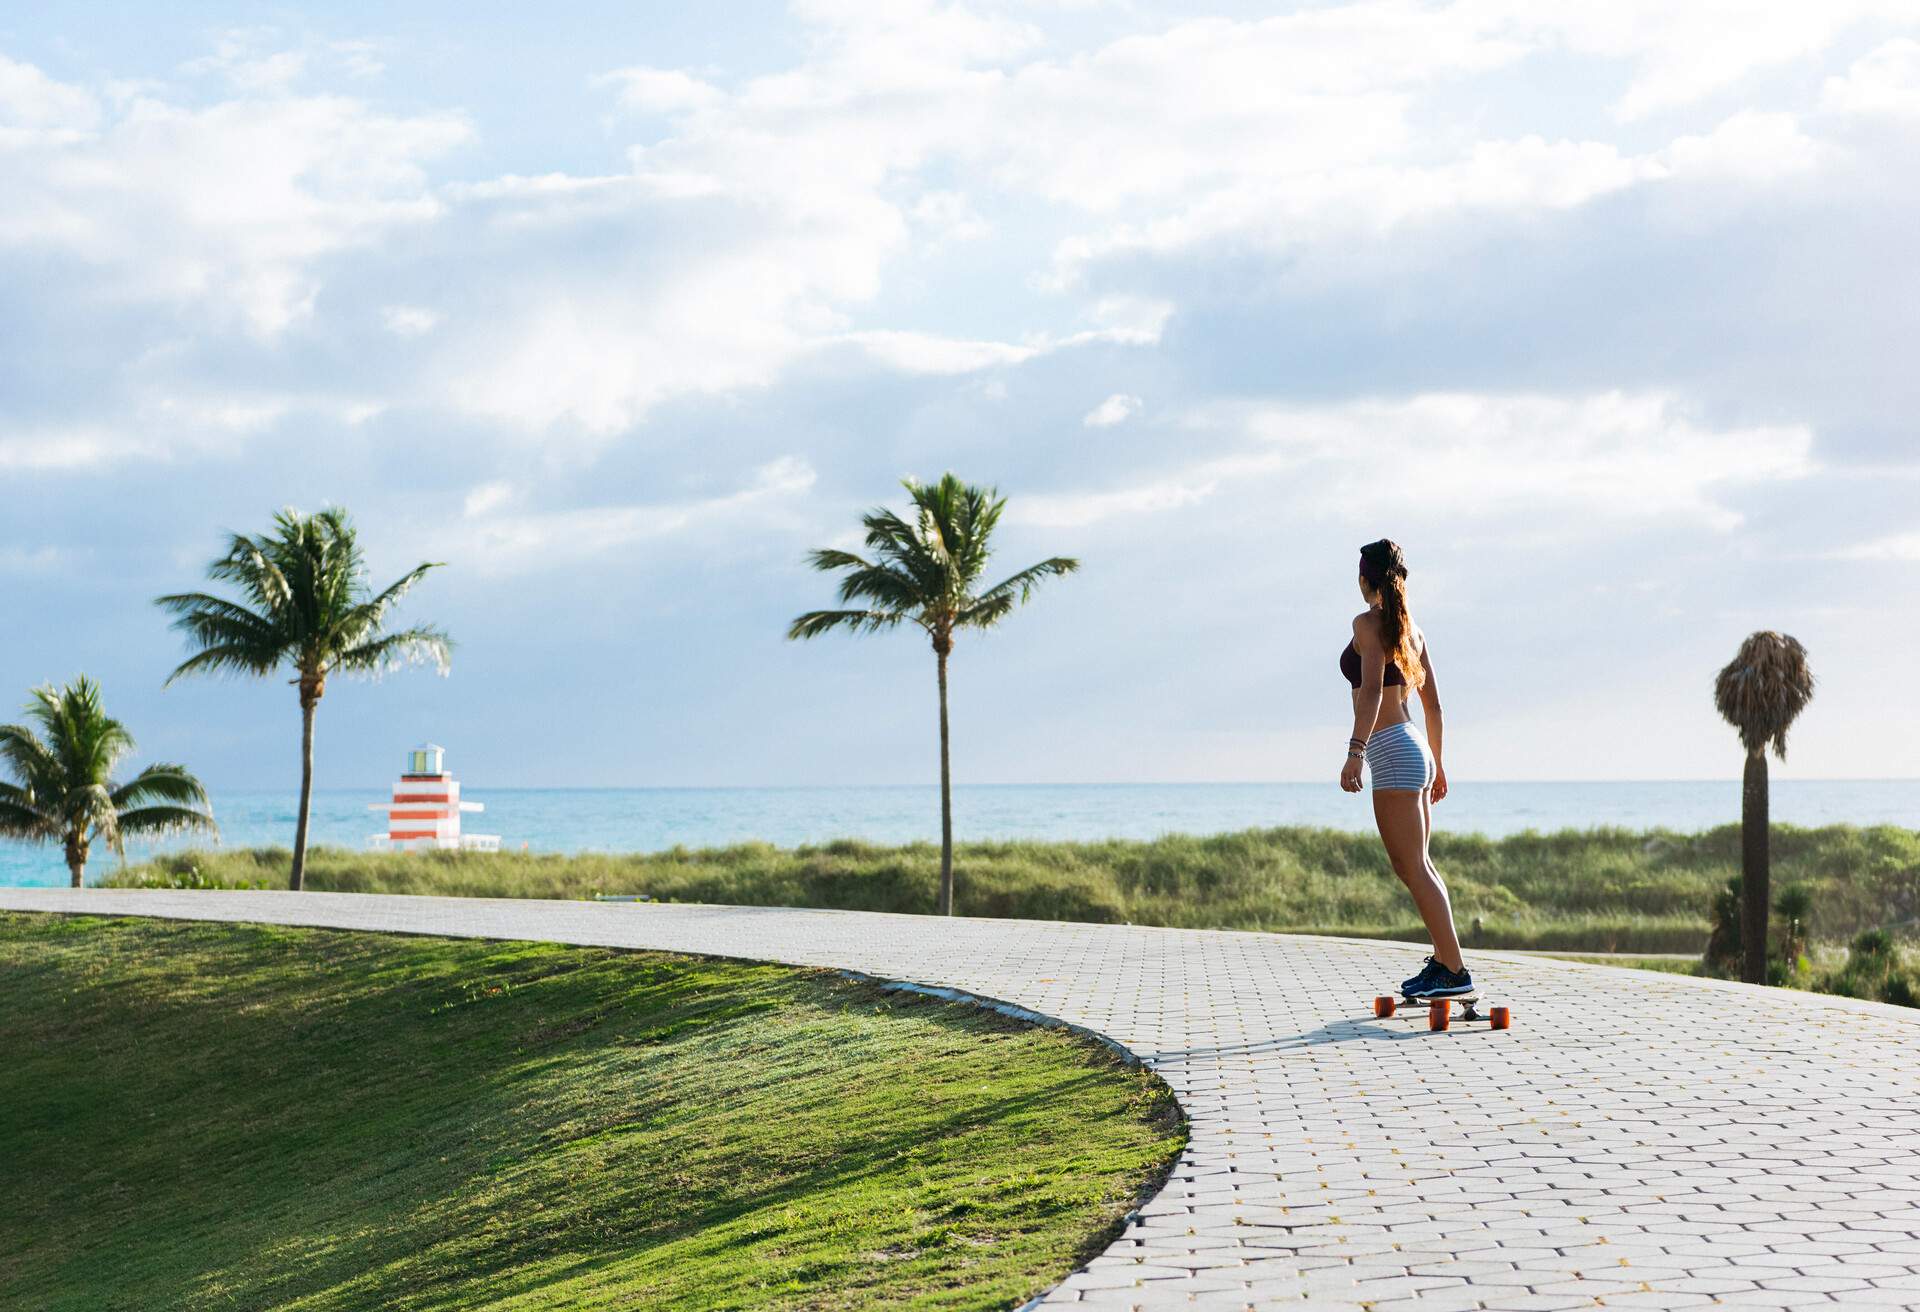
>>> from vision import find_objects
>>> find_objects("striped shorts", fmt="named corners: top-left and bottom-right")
top-left (1365, 720), bottom-right (1435, 792)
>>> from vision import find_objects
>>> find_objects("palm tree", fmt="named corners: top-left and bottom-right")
top-left (156, 507), bottom-right (451, 891)
top-left (0, 677), bottom-right (217, 887)
top-left (1713, 631), bottom-right (1815, 985)
top-left (789, 473), bottom-right (1078, 915)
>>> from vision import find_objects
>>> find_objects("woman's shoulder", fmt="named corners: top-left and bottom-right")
top-left (1351, 609), bottom-right (1382, 638)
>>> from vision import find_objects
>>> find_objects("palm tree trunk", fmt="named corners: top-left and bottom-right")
top-left (1740, 747), bottom-right (1770, 985)
top-left (936, 648), bottom-right (954, 916)
top-left (291, 694), bottom-right (318, 892)
top-left (65, 834), bottom-right (86, 889)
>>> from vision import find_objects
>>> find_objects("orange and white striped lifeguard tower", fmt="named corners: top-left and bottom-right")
top-left (368, 744), bottom-right (501, 852)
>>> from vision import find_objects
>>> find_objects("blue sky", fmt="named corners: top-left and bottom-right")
top-left (2, 1), bottom-right (1917, 791)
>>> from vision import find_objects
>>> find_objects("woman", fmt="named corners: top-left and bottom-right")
top-left (1339, 539), bottom-right (1473, 1001)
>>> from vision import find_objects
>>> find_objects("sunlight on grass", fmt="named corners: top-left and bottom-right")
top-left (0, 913), bottom-right (1184, 1312)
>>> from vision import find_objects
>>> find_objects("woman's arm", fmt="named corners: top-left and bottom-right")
top-left (1350, 615), bottom-right (1386, 743)
top-left (1341, 615), bottom-right (1385, 792)
top-left (1417, 636), bottom-right (1447, 801)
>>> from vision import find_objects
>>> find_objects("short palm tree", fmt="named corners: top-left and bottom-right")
top-left (1714, 631), bottom-right (1815, 985)
top-left (156, 507), bottom-right (451, 891)
top-left (789, 473), bottom-right (1078, 916)
top-left (0, 676), bottom-right (217, 887)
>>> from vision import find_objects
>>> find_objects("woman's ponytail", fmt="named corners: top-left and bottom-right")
top-left (1359, 539), bottom-right (1424, 690)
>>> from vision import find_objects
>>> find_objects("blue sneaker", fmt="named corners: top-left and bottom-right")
top-left (1409, 962), bottom-right (1475, 1001)
top-left (1400, 956), bottom-right (1443, 997)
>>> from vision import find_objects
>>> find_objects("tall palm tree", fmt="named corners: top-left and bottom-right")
top-left (0, 676), bottom-right (217, 887)
top-left (1714, 631), bottom-right (1815, 985)
top-left (789, 473), bottom-right (1078, 915)
top-left (156, 507), bottom-right (451, 891)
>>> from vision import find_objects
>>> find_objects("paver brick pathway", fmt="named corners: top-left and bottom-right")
top-left (6, 888), bottom-right (1920, 1310)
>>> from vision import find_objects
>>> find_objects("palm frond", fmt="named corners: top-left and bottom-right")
top-left (336, 561), bottom-right (446, 648)
top-left (1714, 631), bottom-right (1815, 759)
top-left (0, 782), bottom-right (55, 841)
top-left (1, 685), bottom-right (216, 856)
top-left (163, 644), bottom-right (286, 686)
top-left (206, 532), bottom-right (296, 625)
top-left (833, 564), bottom-right (928, 611)
top-left (955, 591), bottom-right (1016, 629)
top-left (110, 763), bottom-right (212, 811)
top-left (22, 678), bottom-right (135, 795)
top-left (972, 556), bottom-right (1081, 608)
top-left (115, 805), bottom-right (219, 840)
top-left (160, 507), bottom-right (452, 691)
top-left (805, 549), bottom-right (875, 573)
top-left (905, 473), bottom-right (1004, 597)
top-left (333, 626), bottom-right (455, 678)
top-left (787, 609), bottom-right (914, 641)
top-left (794, 474), bottom-right (1075, 649)
top-left (155, 595), bottom-right (287, 682)
top-left (0, 723), bottom-right (61, 792)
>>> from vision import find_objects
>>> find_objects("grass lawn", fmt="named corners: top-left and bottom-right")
top-left (0, 912), bottom-right (1184, 1312)
top-left (113, 822), bottom-right (1920, 955)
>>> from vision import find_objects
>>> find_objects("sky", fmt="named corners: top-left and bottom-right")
top-left (2, 0), bottom-right (1918, 791)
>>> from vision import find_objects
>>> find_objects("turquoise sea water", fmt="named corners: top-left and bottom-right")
top-left (3, 779), bottom-right (1916, 888)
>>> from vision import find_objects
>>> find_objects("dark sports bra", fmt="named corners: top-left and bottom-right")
top-left (1341, 640), bottom-right (1406, 689)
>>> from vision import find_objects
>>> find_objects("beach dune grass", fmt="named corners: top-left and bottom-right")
top-left (110, 822), bottom-right (1920, 955)
top-left (0, 913), bottom-right (1184, 1312)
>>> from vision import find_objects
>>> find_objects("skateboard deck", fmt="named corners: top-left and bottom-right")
top-left (1373, 994), bottom-right (1511, 1031)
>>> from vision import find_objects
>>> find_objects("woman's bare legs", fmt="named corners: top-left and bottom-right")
top-left (1373, 787), bottom-right (1464, 971)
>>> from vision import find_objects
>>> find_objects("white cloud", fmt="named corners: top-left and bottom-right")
top-left (1483, 1), bottom-right (1920, 121)
top-left (1657, 111), bottom-right (1822, 184)
top-left (1084, 296), bottom-right (1173, 343)
top-left (382, 304), bottom-right (442, 337)
top-left (0, 52), bottom-right (100, 145)
top-left (1083, 393), bottom-right (1142, 427)
top-left (832, 304), bottom-right (1169, 378)
top-left (1021, 391), bottom-right (1816, 530)
top-left (597, 66), bottom-right (723, 113)
top-left (0, 545), bottom-right (68, 573)
top-left (1830, 531), bottom-right (1920, 560)
top-left (1822, 38), bottom-right (1920, 119)
top-left (441, 457), bottom-right (817, 573)
top-left (0, 426), bottom-right (149, 471)
top-left (1233, 391), bottom-right (1815, 530)
top-left (0, 390), bottom-right (382, 472)
top-left (909, 189), bottom-right (990, 243)
top-left (463, 481), bottom-right (515, 517)
top-left (177, 29), bottom-right (387, 92)
top-left (1012, 474), bottom-right (1215, 528)
top-left (0, 55), bottom-right (469, 334)
top-left (1049, 110), bottom-right (1826, 274)
top-left (434, 2), bottom-right (1867, 435)
top-left (838, 331), bottom-right (1041, 374)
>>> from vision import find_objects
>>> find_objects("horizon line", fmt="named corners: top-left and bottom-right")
top-left (197, 777), bottom-right (1920, 793)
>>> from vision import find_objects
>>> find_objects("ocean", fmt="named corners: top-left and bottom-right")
top-left (3, 779), bottom-right (1916, 888)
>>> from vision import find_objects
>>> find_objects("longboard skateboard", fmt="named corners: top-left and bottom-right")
top-left (1373, 994), bottom-right (1511, 1031)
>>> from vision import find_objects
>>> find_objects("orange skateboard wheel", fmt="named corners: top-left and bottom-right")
top-left (1373, 995), bottom-right (1396, 1018)
top-left (1428, 999), bottom-right (1451, 1031)
top-left (1489, 1006), bottom-right (1511, 1030)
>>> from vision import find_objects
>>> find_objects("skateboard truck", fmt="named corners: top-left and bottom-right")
top-left (1373, 995), bottom-right (1511, 1031)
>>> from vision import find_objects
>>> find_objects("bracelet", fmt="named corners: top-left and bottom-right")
top-left (1346, 750), bottom-right (1364, 760)
top-left (1347, 736), bottom-right (1367, 747)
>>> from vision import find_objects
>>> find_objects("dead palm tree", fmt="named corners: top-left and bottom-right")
top-left (1714, 631), bottom-right (1815, 985)
top-left (789, 473), bottom-right (1078, 915)
top-left (156, 507), bottom-right (451, 891)
top-left (0, 676), bottom-right (217, 887)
